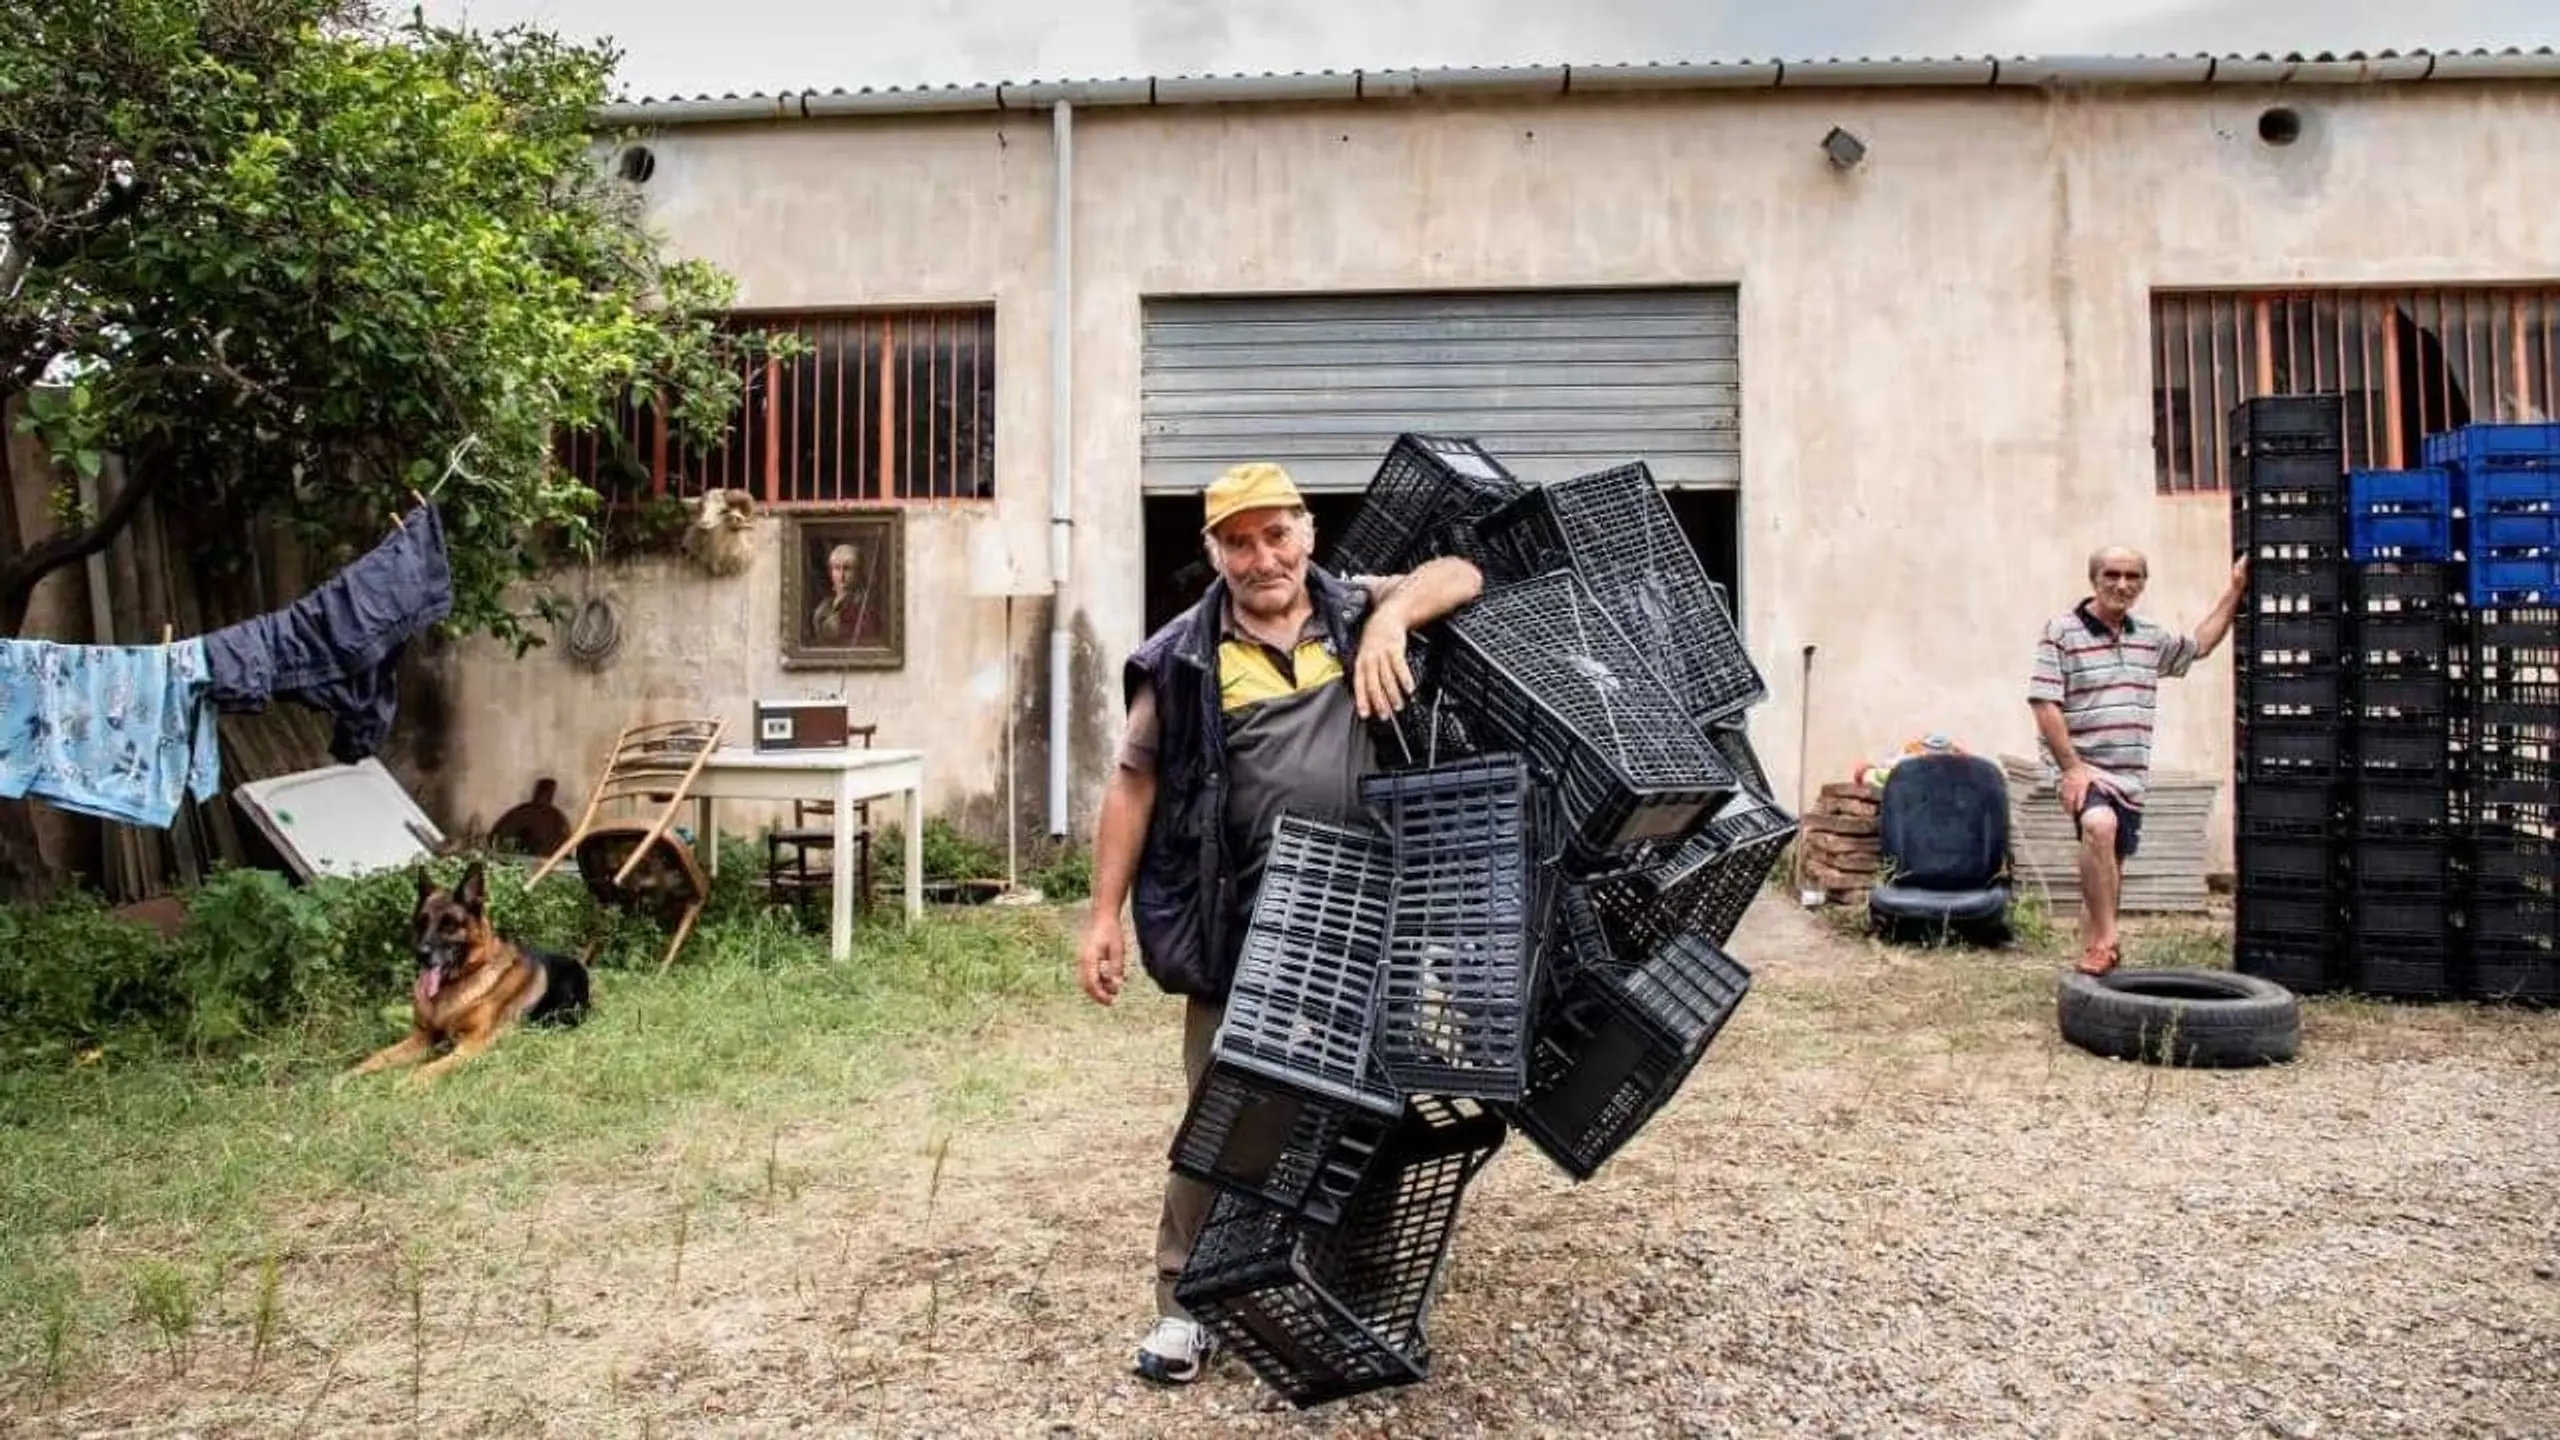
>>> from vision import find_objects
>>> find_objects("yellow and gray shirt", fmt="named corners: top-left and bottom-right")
top-left (1120, 603), bottom-right (1375, 903)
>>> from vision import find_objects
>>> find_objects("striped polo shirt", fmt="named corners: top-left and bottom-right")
top-left (2027, 601), bottom-right (2199, 808)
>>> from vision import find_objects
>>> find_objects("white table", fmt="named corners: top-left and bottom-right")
top-left (689, 746), bottom-right (926, 960)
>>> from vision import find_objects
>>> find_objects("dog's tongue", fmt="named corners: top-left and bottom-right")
top-left (415, 968), bottom-right (443, 1004)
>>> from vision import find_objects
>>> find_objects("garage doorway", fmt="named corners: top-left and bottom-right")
top-left (1140, 488), bottom-right (1739, 639)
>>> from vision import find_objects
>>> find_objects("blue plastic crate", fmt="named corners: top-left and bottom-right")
top-left (2423, 424), bottom-right (2560, 471)
top-left (2472, 468), bottom-right (2560, 513)
top-left (2473, 511), bottom-right (2560, 552)
top-left (2470, 555), bottom-right (2560, 606)
top-left (2349, 467), bottom-right (2451, 512)
top-left (2350, 511), bottom-right (2452, 563)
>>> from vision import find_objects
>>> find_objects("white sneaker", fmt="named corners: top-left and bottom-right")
top-left (1133, 1315), bottom-right (1218, 1384)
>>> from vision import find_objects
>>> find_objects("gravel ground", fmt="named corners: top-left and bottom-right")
top-left (16, 900), bottom-right (2560, 1439)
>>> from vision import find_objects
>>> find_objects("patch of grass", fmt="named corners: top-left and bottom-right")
top-left (0, 905), bottom-right (1081, 1399)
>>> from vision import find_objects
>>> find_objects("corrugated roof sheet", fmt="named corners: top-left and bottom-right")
top-left (602, 47), bottom-right (2560, 111)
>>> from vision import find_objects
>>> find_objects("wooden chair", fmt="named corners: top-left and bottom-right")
top-left (531, 717), bottom-right (726, 972)
top-left (763, 721), bottom-right (877, 924)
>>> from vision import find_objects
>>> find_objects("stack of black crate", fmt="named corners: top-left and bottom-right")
top-left (2229, 397), bottom-right (2356, 995)
top-left (2341, 514), bottom-right (2462, 1000)
top-left (1164, 434), bottom-right (1783, 1411)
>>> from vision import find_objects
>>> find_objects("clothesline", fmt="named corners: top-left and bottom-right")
top-left (0, 503), bottom-right (455, 832)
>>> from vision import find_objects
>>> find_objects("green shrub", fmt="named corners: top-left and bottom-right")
top-left (873, 818), bottom-right (1006, 892)
top-left (0, 842), bottom-right (790, 1065)
top-left (0, 890), bottom-right (167, 1064)
top-left (1032, 845), bottom-right (1093, 901)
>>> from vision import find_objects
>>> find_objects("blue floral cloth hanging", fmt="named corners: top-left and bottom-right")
top-left (0, 638), bottom-right (221, 829)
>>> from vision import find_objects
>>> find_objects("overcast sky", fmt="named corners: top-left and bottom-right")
top-left (416, 0), bottom-right (2560, 101)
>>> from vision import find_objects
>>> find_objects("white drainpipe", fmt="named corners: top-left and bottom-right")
top-left (1047, 98), bottom-right (1074, 837)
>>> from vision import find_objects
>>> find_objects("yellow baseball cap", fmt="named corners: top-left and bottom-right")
top-left (1201, 462), bottom-right (1305, 533)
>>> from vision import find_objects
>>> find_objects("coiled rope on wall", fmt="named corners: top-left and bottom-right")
top-left (563, 588), bottom-right (623, 670)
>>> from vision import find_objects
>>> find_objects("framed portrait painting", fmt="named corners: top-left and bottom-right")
top-left (780, 509), bottom-right (906, 670)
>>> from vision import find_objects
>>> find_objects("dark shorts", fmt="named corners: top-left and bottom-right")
top-left (2069, 786), bottom-right (2143, 862)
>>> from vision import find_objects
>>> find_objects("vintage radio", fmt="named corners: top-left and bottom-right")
top-left (753, 699), bottom-right (851, 751)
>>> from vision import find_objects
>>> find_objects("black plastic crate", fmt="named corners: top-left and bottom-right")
top-left (2237, 667), bottom-right (2344, 723)
top-left (2353, 671), bottom-right (2450, 720)
top-left (2354, 724), bottom-right (2450, 779)
top-left (2471, 828), bottom-right (2559, 897)
top-left (1706, 721), bottom-right (1775, 800)
top-left (2239, 723), bottom-right (2343, 781)
top-left (2476, 608), bottom-right (2560, 654)
top-left (2464, 894), bottom-right (2559, 944)
top-left (1426, 571), bottom-right (1739, 866)
top-left (2233, 777), bottom-right (2345, 828)
top-left (2232, 924), bottom-right (2340, 995)
top-left (1214, 813), bottom-right (1403, 1110)
top-left (2239, 612), bottom-right (2345, 665)
top-left (2351, 835), bottom-right (2453, 891)
top-left (2249, 560), bottom-right (2347, 610)
top-left (2355, 564), bottom-right (2454, 610)
top-left (1502, 886), bottom-right (1751, 1181)
top-left (1175, 1098), bottom-right (1506, 1409)
top-left (2237, 880), bottom-right (2344, 934)
top-left (2354, 892), bottom-right (2450, 941)
top-left (1325, 434), bottom-right (1530, 579)
top-left (2349, 941), bottom-right (2459, 1001)
top-left (2235, 830), bottom-right (2339, 887)
top-left (1584, 784), bottom-right (1800, 952)
top-left (1474, 463), bottom-right (1768, 726)
top-left (2470, 941), bottom-right (2559, 1005)
top-left (1359, 756), bottom-right (1560, 1103)
top-left (2352, 614), bottom-right (2454, 669)
top-left (2476, 692), bottom-right (2560, 733)
top-left (2237, 496), bottom-right (2346, 540)
top-left (2355, 780), bottom-right (2453, 832)
top-left (2230, 394), bottom-right (2347, 456)
top-left (1170, 1069), bottom-right (1404, 1229)
top-left (2237, 503), bottom-right (2346, 557)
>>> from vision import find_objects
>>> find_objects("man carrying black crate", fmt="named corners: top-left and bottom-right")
top-left (2028, 545), bottom-right (2248, 977)
top-left (1074, 460), bottom-right (1484, 1385)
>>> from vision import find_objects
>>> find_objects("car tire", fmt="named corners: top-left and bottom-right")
top-left (2056, 967), bottom-right (2301, 1068)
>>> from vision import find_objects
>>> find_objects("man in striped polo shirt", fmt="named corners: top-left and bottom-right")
top-left (2029, 546), bottom-right (2247, 975)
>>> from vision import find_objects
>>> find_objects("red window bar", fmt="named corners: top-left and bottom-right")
top-left (2151, 285), bottom-right (2560, 493)
top-left (553, 306), bottom-right (996, 505)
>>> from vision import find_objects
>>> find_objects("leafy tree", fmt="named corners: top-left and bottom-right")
top-left (0, 0), bottom-right (762, 643)
top-left (0, 0), bottom-right (769, 896)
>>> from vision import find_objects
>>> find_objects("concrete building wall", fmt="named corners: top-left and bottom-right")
top-left (443, 80), bottom-right (2560, 870)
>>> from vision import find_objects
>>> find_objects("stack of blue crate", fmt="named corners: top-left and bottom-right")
top-left (2328, 424), bottom-right (2559, 1004)
top-left (2423, 423), bottom-right (2560, 604)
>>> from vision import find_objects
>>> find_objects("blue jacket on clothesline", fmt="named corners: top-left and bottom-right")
top-left (203, 502), bottom-right (455, 764)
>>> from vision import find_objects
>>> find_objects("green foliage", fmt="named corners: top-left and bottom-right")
top-left (0, 846), bottom-right (792, 1065)
top-left (0, 1), bottom-right (777, 646)
top-left (873, 818), bottom-right (1007, 893)
top-left (0, 891), bottom-right (164, 1063)
top-left (1031, 844), bottom-right (1093, 901)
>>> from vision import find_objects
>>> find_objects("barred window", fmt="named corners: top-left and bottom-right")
top-left (558, 306), bottom-right (996, 504)
top-left (2150, 286), bottom-right (2560, 493)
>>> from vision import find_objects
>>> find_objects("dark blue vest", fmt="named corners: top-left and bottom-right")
top-left (1120, 567), bottom-right (1369, 999)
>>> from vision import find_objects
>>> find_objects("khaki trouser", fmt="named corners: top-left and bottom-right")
top-left (1154, 995), bottom-right (1229, 1318)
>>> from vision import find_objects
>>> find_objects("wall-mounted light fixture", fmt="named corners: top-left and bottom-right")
top-left (1820, 126), bottom-right (1867, 171)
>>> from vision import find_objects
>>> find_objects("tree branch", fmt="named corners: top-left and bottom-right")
top-left (0, 457), bottom-right (165, 612)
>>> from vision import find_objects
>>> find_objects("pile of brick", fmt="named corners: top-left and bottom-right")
top-left (1798, 781), bottom-right (1882, 901)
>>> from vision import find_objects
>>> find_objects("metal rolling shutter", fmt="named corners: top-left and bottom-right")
top-left (1140, 288), bottom-right (1740, 493)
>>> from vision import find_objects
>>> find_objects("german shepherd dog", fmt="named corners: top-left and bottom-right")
top-left (345, 862), bottom-right (592, 1084)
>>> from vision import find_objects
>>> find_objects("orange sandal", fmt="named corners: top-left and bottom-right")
top-left (2076, 940), bottom-right (2121, 977)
